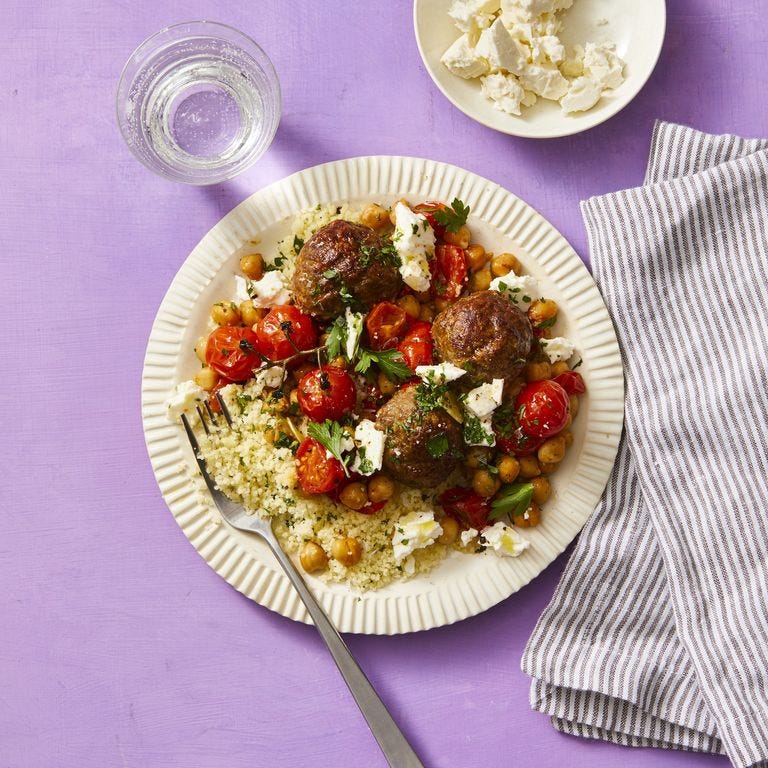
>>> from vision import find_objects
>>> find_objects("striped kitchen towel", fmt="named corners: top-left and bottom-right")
top-left (521, 121), bottom-right (768, 768)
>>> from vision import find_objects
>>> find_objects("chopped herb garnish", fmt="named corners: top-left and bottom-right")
top-left (339, 282), bottom-right (355, 306)
top-left (355, 348), bottom-right (412, 382)
top-left (463, 413), bottom-right (493, 446)
top-left (306, 420), bottom-right (350, 475)
top-left (489, 482), bottom-right (534, 521)
top-left (536, 315), bottom-right (557, 330)
top-left (432, 198), bottom-right (470, 233)
top-left (274, 433), bottom-right (299, 452)
top-left (292, 235), bottom-right (305, 254)
top-left (322, 268), bottom-right (339, 280)
top-left (414, 379), bottom-right (448, 412)
top-left (359, 241), bottom-right (400, 269)
top-left (426, 433), bottom-right (449, 458)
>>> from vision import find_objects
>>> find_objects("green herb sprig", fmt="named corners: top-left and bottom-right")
top-left (489, 483), bottom-right (534, 521)
top-left (354, 348), bottom-right (412, 382)
top-left (432, 198), bottom-right (470, 233)
top-left (306, 420), bottom-right (351, 476)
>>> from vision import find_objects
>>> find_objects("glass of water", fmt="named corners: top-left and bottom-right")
top-left (117, 21), bottom-right (281, 185)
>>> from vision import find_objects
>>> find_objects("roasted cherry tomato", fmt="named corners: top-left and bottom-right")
top-left (296, 437), bottom-right (345, 494)
top-left (256, 305), bottom-right (317, 362)
top-left (439, 487), bottom-right (491, 530)
top-left (297, 366), bottom-right (357, 422)
top-left (553, 371), bottom-right (586, 395)
top-left (366, 302), bottom-right (408, 350)
top-left (413, 201), bottom-right (448, 239)
top-left (398, 320), bottom-right (434, 370)
top-left (431, 244), bottom-right (467, 300)
top-left (515, 380), bottom-right (570, 438)
top-left (205, 326), bottom-right (262, 382)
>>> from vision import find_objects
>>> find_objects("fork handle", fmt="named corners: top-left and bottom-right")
top-left (263, 533), bottom-right (425, 768)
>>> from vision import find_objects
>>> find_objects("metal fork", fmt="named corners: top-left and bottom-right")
top-left (180, 398), bottom-right (424, 768)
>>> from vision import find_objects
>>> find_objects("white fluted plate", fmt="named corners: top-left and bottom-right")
top-left (142, 157), bottom-right (624, 634)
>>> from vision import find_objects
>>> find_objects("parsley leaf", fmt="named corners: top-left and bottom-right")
top-left (426, 433), bottom-right (449, 458)
top-left (489, 483), bottom-right (534, 521)
top-left (432, 198), bottom-right (470, 234)
top-left (325, 316), bottom-right (346, 360)
top-left (322, 268), bottom-right (339, 280)
top-left (355, 347), bottom-right (412, 382)
top-left (306, 420), bottom-right (350, 475)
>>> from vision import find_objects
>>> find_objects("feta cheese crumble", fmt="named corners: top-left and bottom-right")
top-left (541, 336), bottom-right (575, 363)
top-left (344, 308), bottom-right (364, 360)
top-left (490, 273), bottom-right (539, 310)
top-left (350, 419), bottom-right (385, 476)
top-left (392, 510), bottom-right (444, 565)
top-left (465, 379), bottom-right (504, 418)
top-left (245, 271), bottom-right (292, 308)
top-left (480, 521), bottom-right (530, 557)
top-left (165, 380), bottom-right (205, 421)
top-left (442, 0), bottom-right (625, 116)
top-left (415, 361), bottom-right (467, 384)
top-left (460, 527), bottom-right (479, 546)
top-left (393, 203), bottom-right (435, 292)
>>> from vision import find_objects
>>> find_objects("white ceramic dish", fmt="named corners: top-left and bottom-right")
top-left (413, 0), bottom-right (666, 138)
top-left (142, 156), bottom-right (624, 634)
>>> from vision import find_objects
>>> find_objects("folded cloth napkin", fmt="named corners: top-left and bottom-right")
top-left (521, 121), bottom-right (768, 768)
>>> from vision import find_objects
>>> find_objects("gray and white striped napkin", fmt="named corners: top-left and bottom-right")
top-left (522, 122), bottom-right (768, 768)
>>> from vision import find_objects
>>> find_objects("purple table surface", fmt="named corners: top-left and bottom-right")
top-left (2, 1), bottom-right (764, 766)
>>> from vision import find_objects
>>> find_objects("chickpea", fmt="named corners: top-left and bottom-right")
top-left (551, 361), bottom-right (570, 376)
top-left (525, 361), bottom-right (552, 382)
top-left (194, 336), bottom-right (208, 363)
top-left (377, 370), bottom-right (397, 396)
top-left (528, 299), bottom-right (558, 326)
top-left (465, 244), bottom-right (487, 271)
top-left (491, 252), bottom-right (520, 277)
top-left (300, 541), bottom-right (328, 573)
top-left (465, 446), bottom-right (492, 469)
top-left (538, 436), bottom-right (566, 464)
top-left (194, 366), bottom-right (218, 392)
top-left (569, 394), bottom-right (580, 419)
top-left (367, 474), bottom-right (395, 504)
top-left (437, 516), bottom-right (460, 545)
top-left (332, 537), bottom-right (363, 567)
top-left (539, 461), bottom-right (560, 475)
top-left (211, 301), bottom-right (240, 326)
top-left (418, 304), bottom-right (435, 322)
top-left (443, 224), bottom-right (471, 249)
top-left (530, 476), bottom-right (551, 505)
top-left (388, 198), bottom-right (410, 224)
top-left (513, 502), bottom-right (541, 528)
top-left (339, 482), bottom-right (368, 511)
top-left (272, 395), bottom-right (291, 414)
top-left (239, 252), bottom-right (264, 280)
top-left (469, 268), bottom-right (491, 292)
top-left (562, 430), bottom-right (574, 448)
top-left (518, 455), bottom-right (541, 478)
top-left (397, 294), bottom-right (421, 319)
top-left (497, 455), bottom-right (520, 484)
top-left (239, 299), bottom-right (265, 327)
top-left (329, 356), bottom-right (347, 369)
top-left (360, 203), bottom-right (390, 230)
top-left (434, 296), bottom-right (450, 312)
top-left (472, 468), bottom-right (501, 498)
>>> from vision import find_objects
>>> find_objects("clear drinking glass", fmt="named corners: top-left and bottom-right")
top-left (116, 21), bottom-right (281, 185)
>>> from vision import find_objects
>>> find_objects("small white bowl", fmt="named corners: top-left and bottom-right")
top-left (413, 0), bottom-right (666, 139)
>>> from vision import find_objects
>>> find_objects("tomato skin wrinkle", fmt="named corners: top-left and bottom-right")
top-left (366, 302), bottom-right (408, 351)
top-left (297, 366), bottom-right (356, 422)
top-left (205, 326), bottom-right (263, 382)
top-left (296, 437), bottom-right (344, 494)
top-left (432, 244), bottom-right (467, 300)
top-left (515, 380), bottom-right (570, 438)
top-left (398, 320), bottom-right (434, 371)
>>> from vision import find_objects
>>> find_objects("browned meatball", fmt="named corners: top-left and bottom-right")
top-left (292, 220), bottom-right (402, 320)
top-left (375, 388), bottom-right (462, 489)
top-left (432, 291), bottom-right (533, 382)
